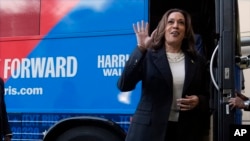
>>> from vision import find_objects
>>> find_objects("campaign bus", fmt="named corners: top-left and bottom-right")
top-left (0, 0), bottom-right (249, 141)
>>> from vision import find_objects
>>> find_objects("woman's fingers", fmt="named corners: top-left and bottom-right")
top-left (133, 20), bottom-right (148, 33)
top-left (137, 21), bottom-right (141, 32)
top-left (140, 20), bottom-right (145, 32)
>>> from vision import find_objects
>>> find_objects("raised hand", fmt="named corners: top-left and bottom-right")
top-left (133, 20), bottom-right (156, 51)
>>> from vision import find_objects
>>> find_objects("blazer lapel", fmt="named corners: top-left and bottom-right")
top-left (151, 48), bottom-right (197, 97)
top-left (151, 47), bottom-right (173, 89)
top-left (182, 54), bottom-right (197, 95)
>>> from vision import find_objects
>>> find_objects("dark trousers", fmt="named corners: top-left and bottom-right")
top-left (165, 121), bottom-right (180, 141)
top-left (165, 121), bottom-right (203, 141)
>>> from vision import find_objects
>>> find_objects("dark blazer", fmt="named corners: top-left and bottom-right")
top-left (118, 47), bottom-right (210, 141)
top-left (0, 78), bottom-right (12, 140)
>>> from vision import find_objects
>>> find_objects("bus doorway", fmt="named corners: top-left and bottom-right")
top-left (148, 0), bottom-right (243, 141)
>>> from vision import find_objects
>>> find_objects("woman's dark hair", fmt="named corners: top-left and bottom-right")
top-left (151, 8), bottom-right (197, 57)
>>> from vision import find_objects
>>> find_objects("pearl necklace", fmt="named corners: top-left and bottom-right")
top-left (166, 52), bottom-right (185, 63)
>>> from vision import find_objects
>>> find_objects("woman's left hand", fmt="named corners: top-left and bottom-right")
top-left (177, 95), bottom-right (199, 111)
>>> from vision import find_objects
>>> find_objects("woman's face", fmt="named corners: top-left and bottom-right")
top-left (165, 12), bottom-right (186, 46)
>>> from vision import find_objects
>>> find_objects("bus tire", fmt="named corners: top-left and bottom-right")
top-left (55, 126), bottom-right (124, 141)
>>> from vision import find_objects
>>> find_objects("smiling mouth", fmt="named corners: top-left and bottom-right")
top-left (171, 31), bottom-right (179, 36)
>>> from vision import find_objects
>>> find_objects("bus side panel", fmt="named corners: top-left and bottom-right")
top-left (0, 0), bottom-right (148, 140)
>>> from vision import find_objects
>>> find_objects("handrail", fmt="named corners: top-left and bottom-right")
top-left (210, 44), bottom-right (219, 90)
top-left (241, 36), bottom-right (250, 47)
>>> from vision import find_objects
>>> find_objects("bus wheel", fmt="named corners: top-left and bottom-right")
top-left (55, 126), bottom-right (124, 141)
